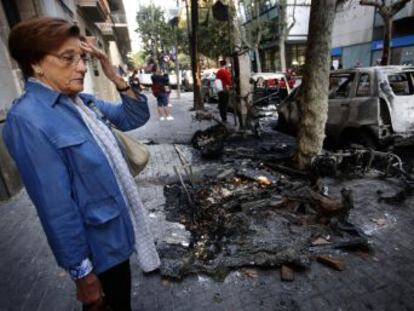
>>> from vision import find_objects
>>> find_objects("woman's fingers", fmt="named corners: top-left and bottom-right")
top-left (80, 42), bottom-right (94, 54)
top-left (80, 42), bottom-right (105, 59)
top-left (80, 40), bottom-right (115, 80)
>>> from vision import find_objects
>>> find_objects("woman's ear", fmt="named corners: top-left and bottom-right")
top-left (31, 63), bottom-right (44, 76)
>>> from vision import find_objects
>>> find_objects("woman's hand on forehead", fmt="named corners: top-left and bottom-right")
top-left (80, 41), bottom-right (105, 60)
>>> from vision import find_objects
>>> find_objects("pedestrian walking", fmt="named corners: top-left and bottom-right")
top-left (4, 17), bottom-right (160, 311)
top-left (151, 65), bottom-right (173, 121)
top-left (215, 59), bottom-right (232, 123)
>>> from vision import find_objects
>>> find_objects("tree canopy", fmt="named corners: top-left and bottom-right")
top-left (134, 2), bottom-right (236, 65)
top-left (128, 51), bottom-right (146, 68)
top-left (197, 0), bottom-right (236, 59)
top-left (135, 4), bottom-right (188, 65)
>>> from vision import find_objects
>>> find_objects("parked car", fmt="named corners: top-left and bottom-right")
top-left (139, 72), bottom-right (179, 90)
top-left (250, 72), bottom-right (291, 86)
top-left (250, 72), bottom-right (293, 101)
top-left (182, 70), bottom-right (194, 91)
top-left (201, 69), bottom-right (219, 103)
top-left (277, 66), bottom-right (414, 148)
top-left (138, 73), bottom-right (153, 87)
top-left (168, 71), bottom-right (182, 89)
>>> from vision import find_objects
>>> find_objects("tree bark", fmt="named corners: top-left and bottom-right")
top-left (238, 51), bottom-right (252, 128)
top-left (231, 1), bottom-right (251, 129)
top-left (279, 0), bottom-right (287, 72)
top-left (175, 46), bottom-right (181, 98)
top-left (295, 0), bottom-right (337, 169)
top-left (279, 39), bottom-right (287, 72)
top-left (237, 0), bottom-right (267, 73)
top-left (279, 0), bottom-right (297, 72)
top-left (381, 15), bottom-right (392, 65)
top-left (190, 0), bottom-right (203, 110)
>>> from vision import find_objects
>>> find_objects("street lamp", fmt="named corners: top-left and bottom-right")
top-left (168, 6), bottom-right (182, 98)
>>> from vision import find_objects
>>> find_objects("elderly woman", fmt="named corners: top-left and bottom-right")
top-left (4, 17), bottom-right (159, 310)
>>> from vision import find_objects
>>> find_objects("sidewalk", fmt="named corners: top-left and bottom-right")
top-left (1, 92), bottom-right (414, 311)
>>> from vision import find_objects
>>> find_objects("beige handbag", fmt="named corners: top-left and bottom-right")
top-left (113, 128), bottom-right (150, 176)
top-left (84, 99), bottom-right (150, 176)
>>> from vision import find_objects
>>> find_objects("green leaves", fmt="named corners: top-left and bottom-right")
top-left (135, 5), bottom-right (188, 58)
top-left (135, 1), bottom-right (236, 64)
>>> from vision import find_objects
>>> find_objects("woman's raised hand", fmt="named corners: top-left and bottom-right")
top-left (80, 41), bottom-right (117, 82)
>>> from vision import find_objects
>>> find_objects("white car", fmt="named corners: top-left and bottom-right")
top-left (277, 66), bottom-right (414, 148)
top-left (168, 72), bottom-right (182, 88)
top-left (250, 72), bottom-right (287, 82)
top-left (182, 70), bottom-right (194, 91)
top-left (250, 72), bottom-right (292, 95)
top-left (138, 73), bottom-right (153, 86)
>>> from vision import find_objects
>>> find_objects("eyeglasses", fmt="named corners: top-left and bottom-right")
top-left (48, 52), bottom-right (90, 66)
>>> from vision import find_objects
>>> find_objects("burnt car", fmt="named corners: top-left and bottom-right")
top-left (277, 66), bottom-right (414, 148)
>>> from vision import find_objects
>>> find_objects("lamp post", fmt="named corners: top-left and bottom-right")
top-left (169, 6), bottom-right (181, 99)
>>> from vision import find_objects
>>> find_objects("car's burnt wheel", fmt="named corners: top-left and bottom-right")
top-left (356, 131), bottom-right (379, 149)
top-left (276, 114), bottom-right (290, 134)
top-left (341, 129), bottom-right (379, 150)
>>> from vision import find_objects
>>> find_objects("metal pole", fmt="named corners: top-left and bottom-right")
top-left (228, 17), bottom-right (237, 126)
top-left (175, 27), bottom-right (181, 98)
top-left (174, 0), bottom-right (181, 98)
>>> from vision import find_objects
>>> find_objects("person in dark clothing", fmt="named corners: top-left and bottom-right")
top-left (215, 59), bottom-right (232, 122)
top-left (151, 66), bottom-right (173, 121)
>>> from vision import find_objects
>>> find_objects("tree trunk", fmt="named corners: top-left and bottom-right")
top-left (279, 39), bottom-right (287, 72)
top-left (175, 48), bottom-right (181, 98)
top-left (279, 0), bottom-right (287, 72)
top-left (174, 25), bottom-right (181, 98)
top-left (295, 0), bottom-right (336, 169)
top-left (381, 15), bottom-right (392, 65)
top-left (238, 51), bottom-right (252, 128)
top-left (254, 47), bottom-right (262, 72)
top-left (190, 0), bottom-right (203, 110)
top-left (231, 5), bottom-right (251, 129)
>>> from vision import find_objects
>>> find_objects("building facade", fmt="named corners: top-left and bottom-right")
top-left (238, 0), bottom-right (310, 72)
top-left (331, 0), bottom-right (414, 68)
top-left (0, 0), bottom-right (131, 199)
top-left (238, 0), bottom-right (414, 71)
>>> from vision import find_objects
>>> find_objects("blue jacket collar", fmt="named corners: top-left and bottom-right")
top-left (25, 80), bottom-right (63, 107)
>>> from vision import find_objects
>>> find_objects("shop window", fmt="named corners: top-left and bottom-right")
top-left (372, 46), bottom-right (414, 66)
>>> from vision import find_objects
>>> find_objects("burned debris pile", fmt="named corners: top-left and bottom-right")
top-left (156, 124), bottom-right (414, 281)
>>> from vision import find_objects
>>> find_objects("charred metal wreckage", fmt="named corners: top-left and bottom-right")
top-left (278, 66), bottom-right (414, 148)
top-left (156, 117), bottom-right (414, 281)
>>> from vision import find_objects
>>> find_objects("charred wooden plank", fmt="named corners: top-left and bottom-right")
top-left (280, 265), bottom-right (295, 282)
top-left (316, 255), bottom-right (345, 271)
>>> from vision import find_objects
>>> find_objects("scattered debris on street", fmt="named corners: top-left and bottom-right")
top-left (153, 118), bottom-right (414, 281)
top-left (316, 254), bottom-right (346, 271)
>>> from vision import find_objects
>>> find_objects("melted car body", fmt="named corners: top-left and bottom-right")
top-left (277, 66), bottom-right (414, 147)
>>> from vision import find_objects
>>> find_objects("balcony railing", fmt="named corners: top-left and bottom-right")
top-left (77, 0), bottom-right (110, 22)
top-left (111, 13), bottom-right (127, 24)
top-left (95, 22), bottom-right (115, 40)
